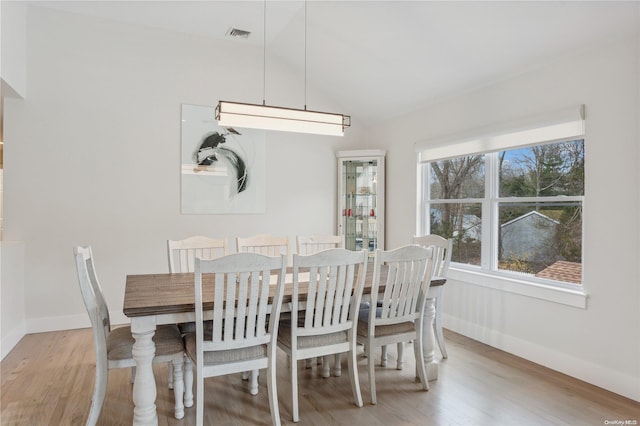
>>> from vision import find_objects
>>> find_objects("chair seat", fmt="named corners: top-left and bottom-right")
top-left (177, 320), bottom-right (213, 335)
top-left (106, 324), bottom-right (184, 361)
top-left (357, 308), bottom-right (415, 338)
top-left (184, 332), bottom-right (266, 365)
top-left (277, 322), bottom-right (349, 350)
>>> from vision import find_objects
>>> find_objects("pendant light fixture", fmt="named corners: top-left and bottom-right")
top-left (216, 0), bottom-right (350, 136)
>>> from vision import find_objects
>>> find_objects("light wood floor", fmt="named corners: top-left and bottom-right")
top-left (1, 328), bottom-right (638, 425)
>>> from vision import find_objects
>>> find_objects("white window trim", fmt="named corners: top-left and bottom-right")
top-left (416, 105), bottom-right (585, 162)
top-left (416, 105), bottom-right (588, 308)
top-left (448, 266), bottom-right (588, 308)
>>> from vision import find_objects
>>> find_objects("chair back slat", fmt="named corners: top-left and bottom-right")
top-left (235, 273), bottom-right (249, 341)
top-left (332, 264), bottom-right (348, 325)
top-left (195, 253), bottom-right (286, 353)
top-left (211, 272), bottom-right (224, 342)
top-left (222, 273), bottom-right (237, 342)
top-left (313, 267), bottom-right (328, 327)
top-left (296, 235), bottom-right (345, 255)
top-left (168, 236), bottom-right (228, 273)
top-left (371, 245), bottom-right (434, 326)
top-left (294, 249), bottom-right (367, 336)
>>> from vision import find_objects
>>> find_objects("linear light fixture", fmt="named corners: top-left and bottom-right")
top-left (216, 101), bottom-right (350, 136)
top-left (216, 0), bottom-right (350, 137)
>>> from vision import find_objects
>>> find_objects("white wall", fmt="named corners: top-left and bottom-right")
top-left (1, 6), bottom-right (364, 348)
top-left (369, 33), bottom-right (640, 401)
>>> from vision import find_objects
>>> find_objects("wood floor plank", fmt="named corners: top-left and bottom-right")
top-left (2, 328), bottom-right (639, 425)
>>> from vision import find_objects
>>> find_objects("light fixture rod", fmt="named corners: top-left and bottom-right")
top-left (304, 0), bottom-right (307, 110)
top-left (263, 0), bottom-right (267, 105)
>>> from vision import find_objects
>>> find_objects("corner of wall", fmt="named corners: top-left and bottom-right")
top-left (1, 319), bottom-right (26, 360)
top-left (1, 241), bottom-right (26, 360)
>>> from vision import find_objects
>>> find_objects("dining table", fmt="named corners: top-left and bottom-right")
top-left (123, 265), bottom-right (446, 425)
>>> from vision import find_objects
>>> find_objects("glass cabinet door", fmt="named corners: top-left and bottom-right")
top-left (337, 150), bottom-right (385, 254)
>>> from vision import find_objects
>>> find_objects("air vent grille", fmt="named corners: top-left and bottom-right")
top-left (226, 28), bottom-right (251, 39)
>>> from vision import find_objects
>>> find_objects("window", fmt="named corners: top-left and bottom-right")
top-left (422, 140), bottom-right (584, 286)
top-left (417, 106), bottom-right (585, 289)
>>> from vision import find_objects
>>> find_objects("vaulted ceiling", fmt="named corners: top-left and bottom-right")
top-left (30, 1), bottom-right (639, 126)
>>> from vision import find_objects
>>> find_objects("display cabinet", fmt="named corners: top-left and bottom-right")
top-left (337, 150), bottom-right (385, 254)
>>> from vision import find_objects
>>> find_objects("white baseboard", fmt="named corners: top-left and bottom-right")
top-left (444, 313), bottom-right (640, 402)
top-left (25, 311), bottom-right (129, 334)
top-left (1, 321), bottom-right (27, 360)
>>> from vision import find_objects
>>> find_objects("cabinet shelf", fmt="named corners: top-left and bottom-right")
top-left (344, 216), bottom-right (377, 220)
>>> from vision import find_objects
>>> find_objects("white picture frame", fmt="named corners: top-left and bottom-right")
top-left (181, 104), bottom-right (266, 214)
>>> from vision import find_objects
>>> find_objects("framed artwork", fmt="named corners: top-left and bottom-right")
top-left (181, 104), bottom-right (266, 214)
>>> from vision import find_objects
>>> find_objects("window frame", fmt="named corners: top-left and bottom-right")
top-left (415, 107), bottom-right (588, 308)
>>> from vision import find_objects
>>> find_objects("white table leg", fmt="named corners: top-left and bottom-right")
top-left (131, 317), bottom-right (158, 425)
top-left (421, 297), bottom-right (438, 381)
top-left (172, 358), bottom-right (185, 419)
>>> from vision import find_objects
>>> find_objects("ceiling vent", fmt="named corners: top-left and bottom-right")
top-left (226, 28), bottom-right (251, 39)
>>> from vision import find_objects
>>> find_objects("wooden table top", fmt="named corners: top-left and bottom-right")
top-left (124, 267), bottom-right (446, 318)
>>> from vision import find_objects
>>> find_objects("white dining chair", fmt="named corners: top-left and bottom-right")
top-left (166, 236), bottom-right (228, 390)
top-left (236, 234), bottom-right (290, 389)
top-left (413, 235), bottom-right (452, 358)
top-left (168, 235), bottom-right (228, 273)
top-left (184, 253), bottom-right (287, 426)
top-left (74, 246), bottom-right (187, 424)
top-left (237, 234), bottom-right (290, 265)
top-left (296, 234), bottom-right (345, 255)
top-left (295, 234), bottom-right (346, 370)
top-left (357, 245), bottom-right (435, 404)
top-left (377, 235), bottom-right (453, 368)
top-left (277, 248), bottom-right (367, 422)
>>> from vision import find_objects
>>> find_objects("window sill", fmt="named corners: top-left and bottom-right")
top-left (448, 267), bottom-right (588, 308)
